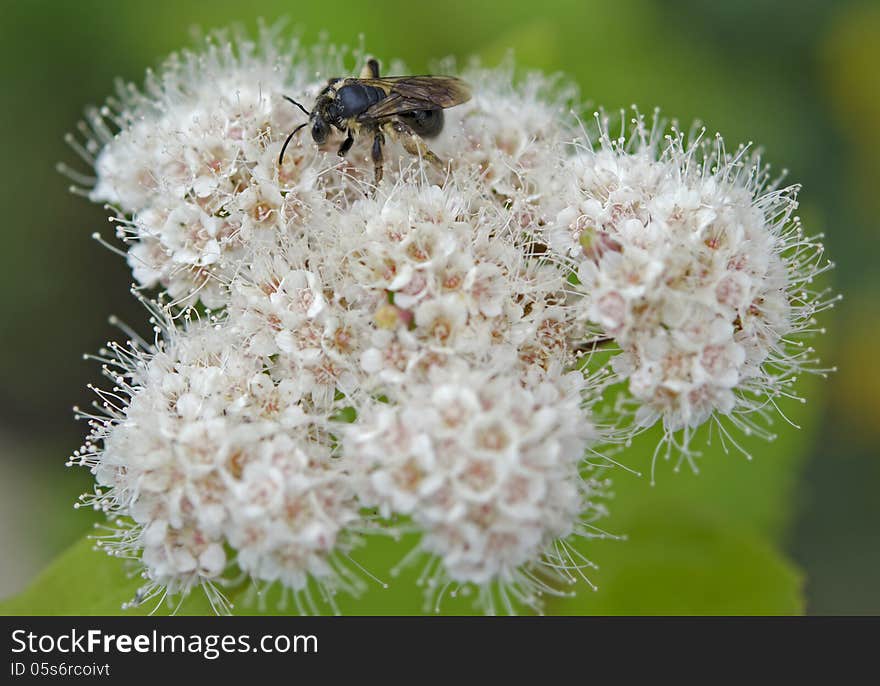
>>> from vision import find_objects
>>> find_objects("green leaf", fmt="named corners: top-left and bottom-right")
top-left (537, 380), bottom-right (819, 615)
top-left (606, 373), bottom-right (822, 544)
top-left (229, 534), bottom-right (452, 616)
top-left (0, 532), bottom-right (468, 616)
top-left (1, 513), bottom-right (802, 616)
top-left (0, 537), bottom-right (214, 616)
top-left (547, 501), bottom-right (804, 615)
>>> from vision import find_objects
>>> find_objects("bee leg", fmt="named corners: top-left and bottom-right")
top-left (388, 119), bottom-right (444, 169)
top-left (360, 57), bottom-right (380, 79)
top-left (371, 131), bottom-right (385, 187)
top-left (337, 130), bottom-right (354, 157)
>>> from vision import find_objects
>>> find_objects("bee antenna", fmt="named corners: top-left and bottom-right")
top-left (282, 95), bottom-right (311, 117)
top-left (278, 122), bottom-right (308, 166)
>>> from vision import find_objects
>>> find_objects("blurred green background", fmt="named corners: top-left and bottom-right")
top-left (0, 0), bottom-right (877, 614)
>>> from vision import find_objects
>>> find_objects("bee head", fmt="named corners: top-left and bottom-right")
top-left (310, 117), bottom-right (330, 144)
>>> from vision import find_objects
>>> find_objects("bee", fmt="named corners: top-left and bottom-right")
top-left (279, 58), bottom-right (471, 186)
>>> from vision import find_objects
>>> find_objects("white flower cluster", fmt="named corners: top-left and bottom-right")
top-left (73, 316), bottom-right (362, 613)
top-left (67, 29), bottom-right (833, 614)
top-left (546, 114), bottom-right (837, 461)
top-left (85, 34), bottom-right (351, 309)
top-left (350, 363), bottom-right (607, 613)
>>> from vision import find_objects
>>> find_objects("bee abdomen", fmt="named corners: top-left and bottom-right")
top-left (335, 83), bottom-right (387, 118)
top-left (401, 109), bottom-right (445, 138)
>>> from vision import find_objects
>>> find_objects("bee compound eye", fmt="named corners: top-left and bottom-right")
top-left (312, 121), bottom-right (328, 144)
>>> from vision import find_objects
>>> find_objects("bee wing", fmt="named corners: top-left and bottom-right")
top-left (357, 76), bottom-right (471, 121)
